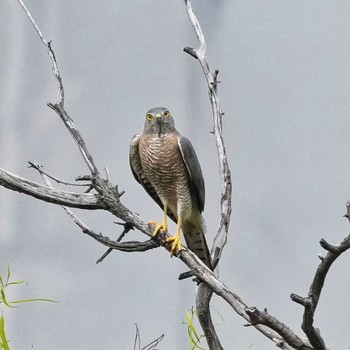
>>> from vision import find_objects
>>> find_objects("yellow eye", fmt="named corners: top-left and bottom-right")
top-left (164, 111), bottom-right (170, 118)
top-left (146, 114), bottom-right (153, 121)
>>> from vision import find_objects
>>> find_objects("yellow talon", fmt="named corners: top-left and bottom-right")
top-left (149, 206), bottom-right (183, 256)
top-left (149, 220), bottom-right (168, 237)
top-left (166, 231), bottom-right (182, 256)
top-left (166, 214), bottom-right (183, 256)
top-left (149, 204), bottom-right (168, 237)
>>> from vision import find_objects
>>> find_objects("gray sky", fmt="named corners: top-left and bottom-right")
top-left (1, 1), bottom-right (350, 349)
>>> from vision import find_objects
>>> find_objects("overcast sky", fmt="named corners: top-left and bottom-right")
top-left (1, 1), bottom-right (350, 349)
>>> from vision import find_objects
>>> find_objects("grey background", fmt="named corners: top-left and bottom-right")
top-left (1, 1), bottom-right (350, 349)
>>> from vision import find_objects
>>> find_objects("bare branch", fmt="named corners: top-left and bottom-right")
top-left (184, 0), bottom-right (232, 268)
top-left (183, 1), bottom-right (232, 348)
top-left (96, 222), bottom-right (135, 263)
top-left (27, 161), bottom-right (89, 187)
top-left (0, 167), bottom-right (101, 209)
top-left (290, 203), bottom-right (350, 349)
top-left (17, 0), bottom-right (64, 106)
top-left (196, 287), bottom-right (223, 350)
top-left (30, 161), bottom-right (158, 254)
top-left (47, 103), bottom-right (99, 175)
top-left (179, 249), bottom-right (312, 350)
top-left (18, 0), bottom-right (98, 175)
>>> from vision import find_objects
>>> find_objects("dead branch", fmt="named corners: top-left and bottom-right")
top-left (28, 161), bottom-right (157, 254)
top-left (179, 248), bottom-right (312, 350)
top-left (96, 222), bottom-right (135, 263)
top-left (0, 167), bottom-right (101, 209)
top-left (290, 203), bottom-right (350, 349)
top-left (184, 0), bottom-right (231, 271)
top-left (17, 0), bottom-right (64, 105)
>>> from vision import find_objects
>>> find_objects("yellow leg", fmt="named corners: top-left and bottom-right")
top-left (149, 204), bottom-right (168, 237)
top-left (166, 215), bottom-right (182, 256)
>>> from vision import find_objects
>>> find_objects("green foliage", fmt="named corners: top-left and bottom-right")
top-left (0, 264), bottom-right (56, 349)
top-left (0, 264), bottom-right (55, 308)
top-left (185, 308), bottom-right (206, 350)
top-left (0, 315), bottom-right (10, 350)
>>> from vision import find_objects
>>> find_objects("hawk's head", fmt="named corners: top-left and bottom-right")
top-left (143, 107), bottom-right (175, 136)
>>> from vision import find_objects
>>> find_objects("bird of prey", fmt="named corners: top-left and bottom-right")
top-left (129, 107), bottom-right (212, 269)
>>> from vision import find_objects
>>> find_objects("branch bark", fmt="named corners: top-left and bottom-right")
top-left (0, 167), bottom-right (101, 209)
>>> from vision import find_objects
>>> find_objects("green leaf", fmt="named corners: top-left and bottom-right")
top-left (11, 298), bottom-right (56, 304)
top-left (186, 309), bottom-right (206, 350)
top-left (0, 264), bottom-right (55, 308)
top-left (5, 265), bottom-right (11, 286)
top-left (186, 310), bottom-right (201, 341)
top-left (0, 316), bottom-right (10, 350)
top-left (6, 280), bottom-right (25, 287)
top-left (0, 290), bottom-right (14, 309)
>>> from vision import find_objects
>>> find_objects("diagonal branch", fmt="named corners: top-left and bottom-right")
top-left (47, 103), bottom-right (99, 175)
top-left (179, 249), bottom-right (312, 350)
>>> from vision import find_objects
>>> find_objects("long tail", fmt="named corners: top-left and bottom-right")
top-left (182, 219), bottom-right (212, 270)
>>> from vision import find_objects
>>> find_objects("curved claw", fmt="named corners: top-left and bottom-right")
top-left (149, 220), bottom-right (167, 237)
top-left (166, 233), bottom-right (182, 256)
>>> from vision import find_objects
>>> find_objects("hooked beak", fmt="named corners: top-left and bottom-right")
top-left (155, 114), bottom-right (162, 136)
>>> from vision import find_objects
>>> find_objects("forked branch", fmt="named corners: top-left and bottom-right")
top-left (290, 203), bottom-right (350, 349)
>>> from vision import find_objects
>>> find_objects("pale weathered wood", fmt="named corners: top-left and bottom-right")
top-left (0, 168), bottom-right (101, 209)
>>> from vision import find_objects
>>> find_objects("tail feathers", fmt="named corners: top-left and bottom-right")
top-left (183, 222), bottom-right (212, 270)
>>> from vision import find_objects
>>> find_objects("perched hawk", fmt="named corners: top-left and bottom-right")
top-left (129, 107), bottom-right (212, 269)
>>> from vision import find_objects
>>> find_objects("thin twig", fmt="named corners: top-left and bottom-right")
top-left (28, 162), bottom-right (89, 187)
top-left (134, 323), bottom-right (141, 350)
top-left (30, 162), bottom-right (157, 253)
top-left (96, 222), bottom-right (134, 263)
top-left (17, 0), bottom-right (64, 106)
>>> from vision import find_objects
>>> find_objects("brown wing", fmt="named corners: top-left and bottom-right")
top-left (129, 134), bottom-right (177, 223)
top-left (178, 136), bottom-right (205, 212)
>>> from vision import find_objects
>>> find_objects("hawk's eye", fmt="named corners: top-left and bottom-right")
top-left (164, 111), bottom-right (170, 118)
top-left (146, 114), bottom-right (153, 121)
